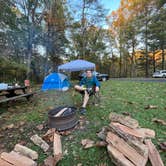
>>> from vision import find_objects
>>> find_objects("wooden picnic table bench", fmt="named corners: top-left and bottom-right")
top-left (0, 86), bottom-right (34, 104)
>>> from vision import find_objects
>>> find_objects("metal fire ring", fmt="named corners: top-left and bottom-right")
top-left (48, 106), bottom-right (78, 131)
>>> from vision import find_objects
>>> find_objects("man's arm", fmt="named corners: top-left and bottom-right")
top-left (93, 76), bottom-right (100, 92)
top-left (93, 76), bottom-right (100, 87)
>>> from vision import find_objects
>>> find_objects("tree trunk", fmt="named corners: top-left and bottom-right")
top-left (81, 0), bottom-right (86, 59)
top-left (26, 26), bottom-right (33, 79)
top-left (161, 43), bottom-right (165, 70)
top-left (119, 43), bottom-right (122, 77)
top-left (153, 49), bottom-right (156, 72)
top-left (145, 8), bottom-right (149, 77)
top-left (131, 40), bottom-right (135, 77)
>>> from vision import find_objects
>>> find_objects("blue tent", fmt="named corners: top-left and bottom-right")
top-left (58, 59), bottom-right (96, 72)
top-left (42, 73), bottom-right (70, 91)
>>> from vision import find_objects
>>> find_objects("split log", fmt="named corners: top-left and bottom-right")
top-left (30, 134), bottom-right (49, 152)
top-left (136, 128), bottom-right (155, 138)
top-left (111, 122), bottom-right (144, 138)
top-left (145, 139), bottom-right (164, 166)
top-left (54, 107), bottom-right (68, 117)
top-left (53, 133), bottom-right (62, 162)
top-left (107, 145), bottom-right (135, 166)
top-left (109, 123), bottom-right (142, 142)
top-left (0, 158), bottom-right (13, 166)
top-left (127, 139), bottom-right (148, 157)
top-left (109, 113), bottom-right (139, 129)
top-left (106, 132), bottom-right (148, 166)
top-left (1, 151), bottom-right (37, 166)
top-left (109, 123), bottom-right (148, 157)
top-left (14, 144), bottom-right (38, 160)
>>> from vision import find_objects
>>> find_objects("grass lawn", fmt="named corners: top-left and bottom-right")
top-left (0, 80), bottom-right (166, 165)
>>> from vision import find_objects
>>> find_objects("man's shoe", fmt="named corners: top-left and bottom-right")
top-left (80, 107), bottom-right (86, 115)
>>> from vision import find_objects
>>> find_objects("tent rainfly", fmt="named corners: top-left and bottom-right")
top-left (58, 59), bottom-right (96, 72)
top-left (42, 73), bottom-right (70, 91)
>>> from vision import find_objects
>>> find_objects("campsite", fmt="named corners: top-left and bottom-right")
top-left (0, 0), bottom-right (166, 166)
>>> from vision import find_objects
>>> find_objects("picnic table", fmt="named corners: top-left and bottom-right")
top-left (0, 86), bottom-right (34, 104)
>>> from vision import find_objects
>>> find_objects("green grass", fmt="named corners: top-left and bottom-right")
top-left (0, 80), bottom-right (166, 165)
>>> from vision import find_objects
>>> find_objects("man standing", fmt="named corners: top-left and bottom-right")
top-left (74, 70), bottom-right (100, 114)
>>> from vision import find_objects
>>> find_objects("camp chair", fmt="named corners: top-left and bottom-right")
top-left (76, 85), bottom-right (101, 105)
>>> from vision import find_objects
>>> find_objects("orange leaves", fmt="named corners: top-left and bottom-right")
top-left (107, 0), bottom-right (152, 34)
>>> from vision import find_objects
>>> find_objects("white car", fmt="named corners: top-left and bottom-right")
top-left (153, 70), bottom-right (166, 78)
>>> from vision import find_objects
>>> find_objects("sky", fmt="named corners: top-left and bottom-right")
top-left (101, 0), bottom-right (121, 28)
top-left (102, 0), bottom-right (121, 15)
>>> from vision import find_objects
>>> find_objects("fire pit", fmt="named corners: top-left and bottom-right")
top-left (48, 106), bottom-right (78, 131)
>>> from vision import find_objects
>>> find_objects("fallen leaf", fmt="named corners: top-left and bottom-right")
top-left (152, 118), bottom-right (166, 126)
top-left (85, 121), bottom-right (90, 125)
top-left (42, 129), bottom-right (55, 142)
top-left (68, 135), bottom-right (74, 141)
top-left (19, 140), bottom-right (27, 145)
top-left (126, 101), bottom-right (133, 104)
top-left (0, 134), bottom-right (4, 138)
top-left (81, 139), bottom-right (94, 149)
top-left (48, 106), bottom-right (54, 110)
top-left (98, 163), bottom-right (107, 166)
top-left (2, 124), bottom-right (14, 130)
top-left (96, 126), bottom-right (109, 141)
top-left (19, 128), bottom-right (24, 132)
top-left (36, 124), bottom-right (44, 130)
top-left (77, 163), bottom-right (82, 166)
top-left (145, 105), bottom-right (158, 109)
top-left (60, 130), bottom-right (71, 136)
top-left (64, 149), bottom-right (68, 155)
top-left (122, 112), bottom-right (131, 116)
top-left (159, 142), bottom-right (166, 151)
top-left (19, 121), bottom-right (25, 126)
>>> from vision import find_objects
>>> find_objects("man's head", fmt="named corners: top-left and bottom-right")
top-left (86, 70), bottom-right (93, 78)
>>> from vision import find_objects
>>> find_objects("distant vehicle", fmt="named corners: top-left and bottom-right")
top-left (152, 70), bottom-right (166, 78)
top-left (79, 71), bottom-right (109, 81)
